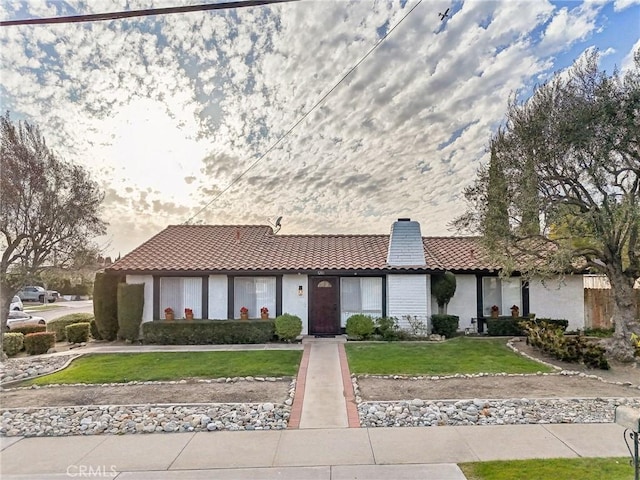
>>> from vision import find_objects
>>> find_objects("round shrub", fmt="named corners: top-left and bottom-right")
top-left (376, 317), bottom-right (400, 341)
top-left (346, 314), bottom-right (375, 339)
top-left (3, 332), bottom-right (24, 356)
top-left (66, 322), bottom-right (90, 343)
top-left (24, 332), bottom-right (56, 355)
top-left (275, 314), bottom-right (303, 342)
top-left (47, 313), bottom-right (94, 342)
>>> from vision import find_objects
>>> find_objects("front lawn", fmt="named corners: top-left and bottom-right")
top-left (459, 457), bottom-right (633, 480)
top-left (345, 337), bottom-right (553, 375)
top-left (28, 350), bottom-right (303, 385)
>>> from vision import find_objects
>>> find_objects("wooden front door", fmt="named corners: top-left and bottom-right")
top-left (309, 276), bottom-right (340, 335)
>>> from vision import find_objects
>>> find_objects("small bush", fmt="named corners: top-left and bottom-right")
top-left (375, 317), bottom-right (400, 341)
top-left (9, 325), bottom-right (46, 335)
top-left (3, 332), bottom-right (24, 356)
top-left (403, 315), bottom-right (430, 337)
top-left (142, 320), bottom-right (275, 345)
top-left (47, 313), bottom-right (94, 341)
top-left (117, 283), bottom-right (145, 341)
top-left (535, 318), bottom-right (569, 331)
top-left (346, 314), bottom-right (375, 339)
top-left (24, 332), bottom-right (56, 355)
top-left (66, 322), bottom-right (90, 343)
top-left (431, 314), bottom-right (459, 338)
top-left (274, 314), bottom-right (303, 341)
top-left (90, 319), bottom-right (103, 340)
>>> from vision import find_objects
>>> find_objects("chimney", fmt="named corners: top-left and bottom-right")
top-left (386, 218), bottom-right (426, 266)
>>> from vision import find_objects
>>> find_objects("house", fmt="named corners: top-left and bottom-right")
top-left (107, 218), bottom-right (586, 335)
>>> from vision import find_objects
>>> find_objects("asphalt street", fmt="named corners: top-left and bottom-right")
top-left (23, 300), bottom-right (93, 322)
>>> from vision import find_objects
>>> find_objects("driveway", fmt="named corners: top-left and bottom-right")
top-left (24, 300), bottom-right (93, 322)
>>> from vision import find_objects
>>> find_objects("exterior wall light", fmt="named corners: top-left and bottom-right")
top-left (298, 285), bottom-right (304, 296)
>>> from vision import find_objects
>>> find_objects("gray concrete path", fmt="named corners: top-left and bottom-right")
top-left (299, 342), bottom-right (348, 429)
top-left (0, 424), bottom-right (632, 479)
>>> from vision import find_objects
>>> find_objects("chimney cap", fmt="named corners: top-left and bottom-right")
top-left (397, 218), bottom-right (411, 222)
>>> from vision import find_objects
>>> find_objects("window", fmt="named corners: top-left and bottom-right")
top-left (340, 277), bottom-right (382, 324)
top-left (234, 277), bottom-right (276, 319)
top-left (482, 277), bottom-right (521, 316)
top-left (160, 277), bottom-right (202, 319)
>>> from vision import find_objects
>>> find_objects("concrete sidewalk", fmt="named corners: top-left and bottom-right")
top-left (0, 423), bottom-right (631, 479)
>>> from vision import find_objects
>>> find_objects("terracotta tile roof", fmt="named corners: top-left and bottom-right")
top-left (108, 225), bottom-right (499, 273)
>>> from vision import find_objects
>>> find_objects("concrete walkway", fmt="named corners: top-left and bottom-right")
top-left (0, 338), bottom-right (636, 479)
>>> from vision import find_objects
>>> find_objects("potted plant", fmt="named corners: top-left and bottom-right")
top-left (240, 306), bottom-right (249, 320)
top-left (164, 307), bottom-right (174, 321)
top-left (260, 306), bottom-right (269, 319)
top-left (510, 305), bottom-right (520, 318)
top-left (185, 308), bottom-right (194, 320)
top-left (490, 305), bottom-right (499, 318)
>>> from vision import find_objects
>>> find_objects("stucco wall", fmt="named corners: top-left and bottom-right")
top-left (387, 274), bottom-right (430, 330)
top-left (208, 275), bottom-right (228, 319)
top-left (529, 276), bottom-right (585, 331)
top-left (282, 274), bottom-right (309, 335)
top-left (125, 275), bottom-right (153, 323)
top-left (434, 274), bottom-right (477, 331)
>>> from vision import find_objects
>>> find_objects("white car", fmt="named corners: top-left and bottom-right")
top-left (10, 295), bottom-right (23, 311)
top-left (6, 311), bottom-right (46, 330)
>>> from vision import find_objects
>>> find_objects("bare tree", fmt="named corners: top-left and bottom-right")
top-left (0, 113), bottom-right (107, 334)
top-left (454, 49), bottom-right (640, 361)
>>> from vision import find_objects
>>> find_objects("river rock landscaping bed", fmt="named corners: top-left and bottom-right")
top-left (1, 354), bottom-right (78, 384)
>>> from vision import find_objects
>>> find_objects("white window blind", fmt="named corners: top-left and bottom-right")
top-left (234, 277), bottom-right (276, 319)
top-left (340, 277), bottom-right (382, 325)
top-left (482, 277), bottom-right (521, 316)
top-left (160, 277), bottom-right (202, 319)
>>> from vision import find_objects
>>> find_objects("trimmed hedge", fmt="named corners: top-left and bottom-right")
top-left (275, 314), bottom-right (303, 341)
top-left (9, 325), bottom-right (46, 335)
top-left (24, 332), bottom-right (56, 355)
top-left (66, 322), bottom-right (90, 343)
top-left (3, 332), bottom-right (24, 356)
top-left (346, 314), bottom-right (375, 339)
top-left (47, 313), bottom-right (94, 341)
top-left (487, 317), bottom-right (570, 336)
top-left (142, 320), bottom-right (276, 345)
top-left (93, 272), bottom-right (123, 341)
top-left (117, 283), bottom-right (145, 341)
top-left (431, 314), bottom-right (459, 338)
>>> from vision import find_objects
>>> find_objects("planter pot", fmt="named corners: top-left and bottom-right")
top-left (261, 313), bottom-right (269, 320)
top-left (186, 314), bottom-right (194, 321)
top-left (165, 313), bottom-right (174, 321)
top-left (240, 313), bottom-right (249, 320)
top-left (491, 311), bottom-right (499, 318)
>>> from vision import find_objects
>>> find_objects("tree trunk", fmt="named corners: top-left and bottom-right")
top-left (604, 265), bottom-right (640, 362)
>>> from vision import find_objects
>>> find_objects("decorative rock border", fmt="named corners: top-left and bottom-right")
top-left (1, 354), bottom-right (79, 385)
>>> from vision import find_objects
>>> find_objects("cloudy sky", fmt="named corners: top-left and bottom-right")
top-left (1, 0), bottom-right (639, 257)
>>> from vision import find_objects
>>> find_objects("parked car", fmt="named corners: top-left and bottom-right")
top-left (6, 311), bottom-right (46, 330)
top-left (10, 295), bottom-right (23, 311)
top-left (17, 286), bottom-right (59, 303)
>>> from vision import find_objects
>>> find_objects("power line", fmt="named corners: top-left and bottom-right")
top-left (0, 0), bottom-right (300, 27)
top-left (186, 0), bottom-right (424, 224)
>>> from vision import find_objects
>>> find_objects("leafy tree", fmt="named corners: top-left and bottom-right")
top-left (0, 113), bottom-right (106, 334)
top-left (431, 271), bottom-right (457, 314)
top-left (454, 49), bottom-right (640, 361)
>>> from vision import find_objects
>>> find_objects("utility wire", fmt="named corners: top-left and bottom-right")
top-left (186, 0), bottom-right (424, 224)
top-left (0, 0), bottom-right (300, 27)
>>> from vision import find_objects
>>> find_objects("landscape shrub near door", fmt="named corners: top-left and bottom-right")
top-left (142, 320), bottom-right (275, 345)
top-left (431, 314), bottom-right (459, 338)
top-left (117, 283), bottom-right (144, 342)
top-left (346, 314), bottom-right (375, 339)
top-left (65, 322), bottom-right (90, 343)
top-left (24, 332), bottom-right (56, 355)
top-left (486, 317), bottom-right (524, 336)
top-left (47, 313), bottom-right (94, 342)
top-left (274, 314), bottom-right (302, 341)
top-left (93, 272), bottom-right (122, 341)
top-left (2, 332), bottom-right (24, 356)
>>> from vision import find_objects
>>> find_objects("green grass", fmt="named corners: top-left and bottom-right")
top-left (28, 351), bottom-right (303, 384)
top-left (345, 337), bottom-right (554, 375)
top-left (459, 457), bottom-right (634, 480)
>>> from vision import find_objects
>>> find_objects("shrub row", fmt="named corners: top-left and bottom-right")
top-left (66, 322), bottom-right (90, 343)
top-left (9, 325), bottom-right (46, 335)
top-left (431, 314), bottom-right (459, 338)
top-left (142, 320), bottom-right (276, 345)
top-left (3, 332), bottom-right (24, 356)
top-left (487, 317), bottom-right (569, 336)
top-left (24, 332), bottom-right (56, 355)
top-left (47, 313), bottom-right (94, 341)
top-left (520, 320), bottom-right (609, 369)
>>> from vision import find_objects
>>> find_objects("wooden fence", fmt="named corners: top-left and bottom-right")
top-left (584, 289), bottom-right (640, 329)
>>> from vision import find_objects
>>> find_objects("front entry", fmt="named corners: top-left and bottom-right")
top-left (309, 276), bottom-right (340, 335)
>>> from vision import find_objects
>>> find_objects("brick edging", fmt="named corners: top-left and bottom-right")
top-left (338, 343), bottom-right (360, 428)
top-left (287, 343), bottom-right (311, 428)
